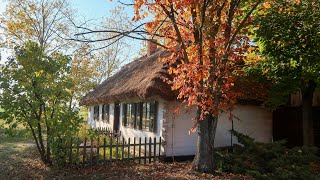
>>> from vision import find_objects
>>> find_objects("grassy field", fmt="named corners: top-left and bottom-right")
top-left (0, 119), bottom-right (43, 179)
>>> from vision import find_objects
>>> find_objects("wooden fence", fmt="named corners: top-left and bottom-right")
top-left (94, 127), bottom-right (121, 137)
top-left (55, 135), bottom-right (163, 166)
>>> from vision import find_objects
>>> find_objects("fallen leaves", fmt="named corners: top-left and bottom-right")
top-left (0, 145), bottom-right (252, 179)
top-left (0, 131), bottom-right (251, 179)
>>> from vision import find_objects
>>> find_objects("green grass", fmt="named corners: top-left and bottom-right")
top-left (0, 118), bottom-right (39, 179)
top-left (0, 119), bottom-right (33, 157)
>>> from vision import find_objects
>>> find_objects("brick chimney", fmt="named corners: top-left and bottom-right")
top-left (147, 40), bottom-right (157, 56)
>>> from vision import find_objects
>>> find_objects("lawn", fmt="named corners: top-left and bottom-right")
top-left (0, 118), bottom-right (250, 179)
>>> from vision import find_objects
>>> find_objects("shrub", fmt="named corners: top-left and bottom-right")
top-left (215, 131), bottom-right (319, 179)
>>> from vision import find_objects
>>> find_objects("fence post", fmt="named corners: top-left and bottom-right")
top-left (103, 136), bottom-right (106, 164)
top-left (69, 137), bottom-right (73, 165)
top-left (128, 138), bottom-right (130, 161)
top-left (116, 137), bottom-right (119, 161)
top-left (139, 137), bottom-right (141, 164)
top-left (110, 136), bottom-right (113, 162)
top-left (76, 137), bottom-right (80, 165)
top-left (159, 137), bottom-right (162, 160)
top-left (144, 137), bottom-right (147, 164)
top-left (90, 137), bottom-right (93, 166)
top-left (149, 137), bottom-right (152, 163)
top-left (97, 135), bottom-right (100, 164)
top-left (133, 137), bottom-right (136, 160)
top-left (153, 137), bottom-right (156, 162)
top-left (122, 137), bottom-right (125, 159)
top-left (83, 138), bottom-right (87, 165)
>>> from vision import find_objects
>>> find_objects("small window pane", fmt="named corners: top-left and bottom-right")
top-left (102, 104), bottom-right (109, 123)
top-left (94, 105), bottom-right (99, 121)
top-left (146, 103), bottom-right (150, 131)
top-left (127, 104), bottom-right (132, 127)
top-left (150, 102), bottom-right (155, 132)
top-left (142, 103), bottom-right (146, 130)
top-left (131, 103), bottom-right (136, 127)
top-left (102, 105), bottom-right (105, 120)
top-left (122, 104), bottom-right (127, 126)
top-left (136, 103), bottom-right (141, 129)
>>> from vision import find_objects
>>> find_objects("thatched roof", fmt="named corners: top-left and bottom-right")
top-left (80, 49), bottom-right (270, 106)
top-left (235, 77), bottom-right (271, 105)
top-left (79, 49), bottom-right (176, 106)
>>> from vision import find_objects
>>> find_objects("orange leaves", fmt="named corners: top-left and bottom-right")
top-left (133, 1), bottom-right (256, 121)
top-left (263, 2), bottom-right (271, 9)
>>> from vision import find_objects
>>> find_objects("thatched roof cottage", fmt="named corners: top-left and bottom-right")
top-left (80, 42), bottom-right (273, 157)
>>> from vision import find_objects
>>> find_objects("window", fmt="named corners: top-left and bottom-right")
top-left (102, 104), bottom-right (109, 123)
top-left (150, 101), bottom-right (156, 131)
top-left (93, 105), bottom-right (99, 121)
top-left (125, 103), bottom-right (136, 128)
top-left (122, 101), bottom-right (157, 132)
top-left (142, 101), bottom-right (157, 132)
top-left (122, 104), bottom-right (127, 126)
top-left (126, 104), bottom-right (132, 127)
top-left (136, 103), bottom-right (142, 130)
top-left (130, 104), bottom-right (136, 127)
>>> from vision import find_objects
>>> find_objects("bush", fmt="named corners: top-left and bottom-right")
top-left (215, 131), bottom-right (319, 179)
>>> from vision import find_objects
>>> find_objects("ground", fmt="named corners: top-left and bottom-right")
top-left (0, 119), bottom-right (251, 179)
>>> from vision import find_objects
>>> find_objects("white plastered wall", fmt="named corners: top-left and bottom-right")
top-left (165, 103), bottom-right (273, 156)
top-left (165, 102), bottom-right (198, 156)
top-left (215, 105), bottom-right (273, 147)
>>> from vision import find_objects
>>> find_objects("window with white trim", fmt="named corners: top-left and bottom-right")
top-left (122, 101), bottom-right (157, 132)
top-left (93, 105), bottom-right (99, 121)
top-left (102, 104), bottom-right (109, 123)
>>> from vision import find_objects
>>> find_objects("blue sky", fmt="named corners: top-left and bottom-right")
top-left (70, 0), bottom-right (141, 59)
top-left (0, 0), bottom-right (141, 64)
top-left (71, 0), bottom-right (135, 21)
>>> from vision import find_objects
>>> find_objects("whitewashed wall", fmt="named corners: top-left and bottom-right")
top-left (215, 105), bottom-right (273, 147)
top-left (165, 102), bottom-right (198, 156)
top-left (165, 103), bottom-right (273, 156)
top-left (87, 100), bottom-right (272, 157)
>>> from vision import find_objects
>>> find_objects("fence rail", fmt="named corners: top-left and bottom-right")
top-left (55, 135), bottom-right (163, 166)
top-left (94, 127), bottom-right (121, 137)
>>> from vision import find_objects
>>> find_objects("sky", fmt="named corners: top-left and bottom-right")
top-left (0, 0), bottom-right (142, 64)
top-left (71, 0), bottom-right (135, 21)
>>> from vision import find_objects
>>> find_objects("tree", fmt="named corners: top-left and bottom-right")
top-left (75, 1), bottom-right (263, 173)
top-left (70, 44), bottom-right (102, 104)
top-left (69, 6), bottom-right (131, 103)
top-left (254, 0), bottom-right (320, 146)
top-left (0, 0), bottom-right (74, 53)
top-left (0, 41), bottom-right (82, 164)
top-left (0, 0), bottom-right (128, 105)
top-left (134, 0), bottom-right (265, 173)
top-left (72, 5), bottom-right (131, 80)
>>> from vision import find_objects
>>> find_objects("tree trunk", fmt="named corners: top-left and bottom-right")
top-left (192, 113), bottom-right (218, 173)
top-left (46, 126), bottom-right (52, 165)
top-left (302, 80), bottom-right (316, 146)
top-left (28, 121), bottom-right (47, 164)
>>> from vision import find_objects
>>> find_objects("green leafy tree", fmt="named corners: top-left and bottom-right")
top-left (254, 0), bottom-right (320, 145)
top-left (0, 0), bottom-right (74, 53)
top-left (0, 42), bottom-right (82, 164)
